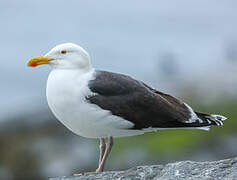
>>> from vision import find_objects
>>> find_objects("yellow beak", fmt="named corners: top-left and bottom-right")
top-left (27, 56), bottom-right (54, 67)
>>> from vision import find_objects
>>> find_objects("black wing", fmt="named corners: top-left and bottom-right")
top-left (86, 70), bottom-right (200, 130)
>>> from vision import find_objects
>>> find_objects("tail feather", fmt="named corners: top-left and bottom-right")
top-left (195, 112), bottom-right (227, 126)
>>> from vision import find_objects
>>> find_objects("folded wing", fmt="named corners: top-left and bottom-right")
top-left (86, 70), bottom-right (223, 130)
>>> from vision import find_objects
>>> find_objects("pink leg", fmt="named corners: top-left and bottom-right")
top-left (98, 138), bottom-right (106, 165)
top-left (96, 136), bottom-right (113, 172)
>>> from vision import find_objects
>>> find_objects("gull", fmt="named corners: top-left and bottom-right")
top-left (27, 43), bottom-right (227, 172)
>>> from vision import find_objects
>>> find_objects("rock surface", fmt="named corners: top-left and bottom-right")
top-left (50, 157), bottom-right (237, 180)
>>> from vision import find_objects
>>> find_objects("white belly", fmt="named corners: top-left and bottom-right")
top-left (46, 69), bottom-right (144, 138)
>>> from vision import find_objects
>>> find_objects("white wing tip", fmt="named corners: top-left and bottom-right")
top-left (207, 114), bottom-right (227, 126)
top-left (210, 114), bottom-right (227, 121)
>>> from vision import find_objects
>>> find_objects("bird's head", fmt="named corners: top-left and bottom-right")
top-left (27, 43), bottom-right (91, 70)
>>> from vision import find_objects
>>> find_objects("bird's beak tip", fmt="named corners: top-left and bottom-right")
top-left (27, 56), bottom-right (53, 67)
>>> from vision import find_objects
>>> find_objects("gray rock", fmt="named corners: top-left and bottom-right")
top-left (50, 157), bottom-right (237, 180)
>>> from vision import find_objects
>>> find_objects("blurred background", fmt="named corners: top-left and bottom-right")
top-left (0, 0), bottom-right (237, 179)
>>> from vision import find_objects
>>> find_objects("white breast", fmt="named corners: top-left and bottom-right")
top-left (46, 69), bottom-right (143, 138)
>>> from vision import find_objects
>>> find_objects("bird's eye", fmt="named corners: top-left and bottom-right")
top-left (61, 50), bottom-right (67, 54)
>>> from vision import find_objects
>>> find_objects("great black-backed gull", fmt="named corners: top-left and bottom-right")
top-left (27, 43), bottom-right (227, 172)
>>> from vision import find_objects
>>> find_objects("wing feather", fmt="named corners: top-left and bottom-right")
top-left (86, 70), bottom-right (192, 129)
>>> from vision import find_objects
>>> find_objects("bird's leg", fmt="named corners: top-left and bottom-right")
top-left (98, 138), bottom-right (106, 165)
top-left (96, 136), bottom-right (113, 172)
top-left (74, 138), bottom-right (107, 176)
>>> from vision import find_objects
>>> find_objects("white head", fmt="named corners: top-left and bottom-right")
top-left (27, 43), bottom-right (92, 71)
